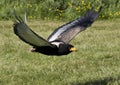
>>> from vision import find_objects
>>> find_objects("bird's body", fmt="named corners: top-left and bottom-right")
top-left (31, 41), bottom-right (74, 55)
top-left (13, 7), bottom-right (102, 56)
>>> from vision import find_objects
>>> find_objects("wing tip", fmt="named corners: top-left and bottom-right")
top-left (14, 10), bottom-right (24, 23)
top-left (13, 10), bottom-right (26, 33)
top-left (98, 6), bottom-right (102, 13)
top-left (85, 6), bottom-right (102, 21)
top-left (88, 6), bottom-right (102, 15)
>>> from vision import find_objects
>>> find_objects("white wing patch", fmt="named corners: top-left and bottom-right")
top-left (51, 42), bottom-right (63, 47)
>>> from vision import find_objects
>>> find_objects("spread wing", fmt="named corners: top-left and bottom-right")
top-left (48, 7), bottom-right (102, 43)
top-left (13, 14), bottom-right (54, 48)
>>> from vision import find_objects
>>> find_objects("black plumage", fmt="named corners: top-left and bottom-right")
top-left (13, 7), bottom-right (102, 55)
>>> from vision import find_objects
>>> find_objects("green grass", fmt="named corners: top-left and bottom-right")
top-left (0, 0), bottom-right (120, 20)
top-left (0, 19), bottom-right (120, 85)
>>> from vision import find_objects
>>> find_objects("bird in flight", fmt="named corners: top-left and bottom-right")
top-left (13, 7), bottom-right (102, 56)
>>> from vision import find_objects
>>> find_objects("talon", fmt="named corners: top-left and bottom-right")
top-left (30, 48), bottom-right (36, 52)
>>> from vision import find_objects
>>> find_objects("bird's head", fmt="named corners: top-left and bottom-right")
top-left (58, 44), bottom-right (77, 55)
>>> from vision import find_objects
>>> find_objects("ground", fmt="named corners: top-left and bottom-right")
top-left (0, 19), bottom-right (120, 85)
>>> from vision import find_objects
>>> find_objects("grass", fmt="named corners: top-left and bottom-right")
top-left (0, 19), bottom-right (120, 85)
top-left (0, 0), bottom-right (120, 20)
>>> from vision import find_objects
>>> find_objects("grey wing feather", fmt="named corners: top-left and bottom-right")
top-left (14, 15), bottom-right (54, 48)
top-left (48, 6), bottom-right (102, 43)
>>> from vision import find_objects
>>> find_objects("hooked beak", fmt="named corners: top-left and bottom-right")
top-left (70, 47), bottom-right (77, 52)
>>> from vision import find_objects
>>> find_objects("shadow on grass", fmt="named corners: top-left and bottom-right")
top-left (71, 76), bottom-right (120, 85)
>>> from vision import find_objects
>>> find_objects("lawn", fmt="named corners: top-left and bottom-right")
top-left (0, 19), bottom-right (120, 85)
